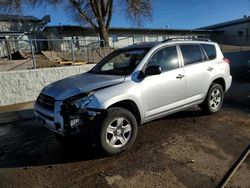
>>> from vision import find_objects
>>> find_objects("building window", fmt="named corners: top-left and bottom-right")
top-left (147, 36), bottom-right (157, 42)
top-left (134, 35), bottom-right (143, 43)
top-left (238, 31), bottom-right (244, 37)
top-left (112, 35), bottom-right (118, 42)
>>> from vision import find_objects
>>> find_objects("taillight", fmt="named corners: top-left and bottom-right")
top-left (223, 58), bottom-right (230, 64)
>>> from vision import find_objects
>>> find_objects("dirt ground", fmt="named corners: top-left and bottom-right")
top-left (0, 54), bottom-right (61, 72)
top-left (27, 54), bottom-right (62, 69)
top-left (0, 48), bottom-right (111, 71)
top-left (0, 81), bottom-right (249, 188)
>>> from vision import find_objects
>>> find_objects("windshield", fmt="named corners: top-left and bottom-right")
top-left (90, 48), bottom-right (149, 75)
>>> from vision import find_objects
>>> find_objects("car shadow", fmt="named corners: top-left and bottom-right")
top-left (0, 119), bottom-right (108, 168)
top-left (0, 107), bottom-right (208, 169)
top-left (0, 104), bottom-right (245, 169)
top-left (165, 108), bottom-right (207, 120)
top-left (148, 106), bottom-right (208, 123)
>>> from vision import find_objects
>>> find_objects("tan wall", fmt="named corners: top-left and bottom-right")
top-left (0, 65), bottom-right (94, 106)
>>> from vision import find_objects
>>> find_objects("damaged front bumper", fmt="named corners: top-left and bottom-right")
top-left (34, 100), bottom-right (102, 136)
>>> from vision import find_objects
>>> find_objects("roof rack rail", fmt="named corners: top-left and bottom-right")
top-left (162, 37), bottom-right (211, 43)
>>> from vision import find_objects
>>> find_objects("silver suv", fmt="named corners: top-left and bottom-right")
top-left (34, 39), bottom-right (232, 155)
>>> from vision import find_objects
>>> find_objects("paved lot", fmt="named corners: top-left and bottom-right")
top-left (0, 82), bottom-right (249, 188)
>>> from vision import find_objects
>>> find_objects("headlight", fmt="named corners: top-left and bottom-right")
top-left (69, 92), bottom-right (94, 110)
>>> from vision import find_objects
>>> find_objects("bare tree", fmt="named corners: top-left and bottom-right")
top-left (69, 0), bottom-right (152, 46)
top-left (123, 0), bottom-right (152, 27)
top-left (0, 0), bottom-right (152, 46)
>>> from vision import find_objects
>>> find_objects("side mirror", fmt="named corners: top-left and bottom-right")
top-left (145, 66), bottom-right (161, 76)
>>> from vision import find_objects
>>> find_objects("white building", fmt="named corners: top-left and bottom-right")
top-left (43, 26), bottom-right (215, 50)
top-left (0, 14), bottom-right (50, 58)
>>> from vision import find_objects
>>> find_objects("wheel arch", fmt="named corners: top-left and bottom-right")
top-left (211, 77), bottom-right (226, 91)
top-left (202, 77), bottom-right (226, 103)
top-left (108, 100), bottom-right (141, 125)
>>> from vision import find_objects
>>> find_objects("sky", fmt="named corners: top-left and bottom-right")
top-left (22, 0), bottom-right (250, 29)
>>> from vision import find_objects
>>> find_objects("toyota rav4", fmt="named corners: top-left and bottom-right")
top-left (34, 39), bottom-right (232, 155)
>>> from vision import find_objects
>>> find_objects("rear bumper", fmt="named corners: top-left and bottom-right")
top-left (225, 75), bottom-right (232, 92)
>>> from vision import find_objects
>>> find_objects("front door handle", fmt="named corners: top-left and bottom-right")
top-left (176, 74), bottom-right (184, 79)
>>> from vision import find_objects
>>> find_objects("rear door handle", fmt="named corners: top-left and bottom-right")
top-left (176, 74), bottom-right (184, 79)
top-left (207, 67), bottom-right (214, 72)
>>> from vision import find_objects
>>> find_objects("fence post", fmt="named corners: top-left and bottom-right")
top-left (71, 38), bottom-right (75, 65)
top-left (30, 40), bottom-right (36, 69)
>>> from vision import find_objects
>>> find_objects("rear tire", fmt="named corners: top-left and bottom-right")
top-left (200, 83), bottom-right (224, 114)
top-left (98, 107), bottom-right (138, 155)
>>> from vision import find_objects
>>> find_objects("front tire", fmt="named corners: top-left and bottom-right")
top-left (200, 83), bottom-right (224, 114)
top-left (99, 107), bottom-right (138, 155)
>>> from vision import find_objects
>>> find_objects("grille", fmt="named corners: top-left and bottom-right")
top-left (37, 93), bottom-right (55, 110)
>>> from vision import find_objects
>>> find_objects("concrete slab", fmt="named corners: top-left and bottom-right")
top-left (41, 51), bottom-right (62, 62)
top-left (0, 101), bottom-right (35, 125)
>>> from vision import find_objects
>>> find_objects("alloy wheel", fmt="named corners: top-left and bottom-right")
top-left (105, 117), bottom-right (132, 148)
top-left (209, 88), bottom-right (222, 110)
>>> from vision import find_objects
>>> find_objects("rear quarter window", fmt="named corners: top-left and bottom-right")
top-left (201, 44), bottom-right (217, 60)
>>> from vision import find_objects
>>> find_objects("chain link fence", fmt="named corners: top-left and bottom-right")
top-left (0, 38), bottom-right (114, 72)
top-left (1, 35), bottom-right (250, 74)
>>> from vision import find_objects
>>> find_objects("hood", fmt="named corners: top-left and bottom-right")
top-left (41, 73), bottom-right (125, 100)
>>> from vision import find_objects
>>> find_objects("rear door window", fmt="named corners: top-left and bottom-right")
top-left (180, 45), bottom-right (204, 65)
top-left (201, 44), bottom-right (217, 60)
